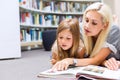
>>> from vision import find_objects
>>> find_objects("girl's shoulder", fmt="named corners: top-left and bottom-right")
top-left (80, 39), bottom-right (84, 47)
top-left (51, 40), bottom-right (58, 54)
top-left (78, 39), bottom-right (85, 53)
top-left (77, 40), bottom-right (86, 58)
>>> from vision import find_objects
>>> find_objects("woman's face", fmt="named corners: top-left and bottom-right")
top-left (58, 29), bottom-right (73, 50)
top-left (84, 11), bottom-right (105, 37)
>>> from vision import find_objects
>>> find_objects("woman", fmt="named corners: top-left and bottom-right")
top-left (81, 2), bottom-right (120, 70)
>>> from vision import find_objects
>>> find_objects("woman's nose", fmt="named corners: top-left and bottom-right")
top-left (85, 23), bottom-right (90, 29)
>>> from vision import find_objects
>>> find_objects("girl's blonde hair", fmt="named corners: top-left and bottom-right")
top-left (82, 2), bottom-right (113, 57)
top-left (56, 18), bottom-right (80, 60)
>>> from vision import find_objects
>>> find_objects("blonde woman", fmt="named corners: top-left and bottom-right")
top-left (82, 2), bottom-right (120, 69)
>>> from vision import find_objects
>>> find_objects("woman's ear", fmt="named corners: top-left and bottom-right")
top-left (103, 22), bottom-right (109, 29)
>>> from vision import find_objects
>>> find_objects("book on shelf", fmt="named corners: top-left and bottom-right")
top-left (38, 65), bottom-right (120, 80)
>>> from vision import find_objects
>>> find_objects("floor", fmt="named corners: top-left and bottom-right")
top-left (0, 49), bottom-right (54, 80)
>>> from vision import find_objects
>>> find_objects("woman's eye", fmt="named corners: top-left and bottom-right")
top-left (85, 19), bottom-right (89, 23)
top-left (92, 22), bottom-right (97, 25)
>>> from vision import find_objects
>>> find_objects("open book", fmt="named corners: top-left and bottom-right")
top-left (38, 65), bottom-right (120, 80)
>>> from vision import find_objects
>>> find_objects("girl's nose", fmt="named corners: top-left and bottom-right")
top-left (61, 39), bottom-right (66, 43)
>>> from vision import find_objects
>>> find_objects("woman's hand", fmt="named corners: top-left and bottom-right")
top-left (51, 58), bottom-right (73, 71)
top-left (104, 57), bottom-right (119, 70)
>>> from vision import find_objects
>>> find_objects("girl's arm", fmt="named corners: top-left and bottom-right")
top-left (78, 47), bottom-right (86, 58)
top-left (51, 48), bottom-right (85, 71)
top-left (50, 52), bottom-right (58, 65)
top-left (50, 40), bottom-right (58, 65)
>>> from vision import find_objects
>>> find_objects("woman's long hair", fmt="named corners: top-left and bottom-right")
top-left (82, 2), bottom-right (113, 57)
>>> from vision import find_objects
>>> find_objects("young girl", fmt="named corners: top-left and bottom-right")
top-left (50, 18), bottom-right (85, 70)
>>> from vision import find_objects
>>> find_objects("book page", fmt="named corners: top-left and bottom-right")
top-left (38, 65), bottom-right (120, 79)
top-left (38, 66), bottom-right (83, 78)
top-left (103, 69), bottom-right (120, 79)
top-left (77, 65), bottom-right (120, 80)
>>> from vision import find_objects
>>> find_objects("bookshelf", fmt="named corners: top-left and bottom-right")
top-left (19, 0), bottom-right (101, 50)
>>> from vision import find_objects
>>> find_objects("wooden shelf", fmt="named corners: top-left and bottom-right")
top-left (21, 41), bottom-right (42, 47)
top-left (19, 5), bottom-right (83, 15)
top-left (20, 23), bottom-right (58, 28)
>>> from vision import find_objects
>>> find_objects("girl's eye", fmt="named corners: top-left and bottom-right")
top-left (59, 37), bottom-right (63, 39)
top-left (66, 38), bottom-right (71, 40)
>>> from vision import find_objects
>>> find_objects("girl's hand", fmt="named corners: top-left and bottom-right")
top-left (104, 57), bottom-right (119, 70)
top-left (50, 59), bottom-right (57, 65)
top-left (51, 58), bottom-right (72, 71)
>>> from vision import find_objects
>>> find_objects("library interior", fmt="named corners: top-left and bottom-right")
top-left (0, 0), bottom-right (120, 80)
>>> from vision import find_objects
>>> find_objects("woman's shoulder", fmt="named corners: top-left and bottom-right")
top-left (108, 25), bottom-right (120, 39)
top-left (106, 25), bottom-right (120, 52)
top-left (110, 25), bottom-right (120, 33)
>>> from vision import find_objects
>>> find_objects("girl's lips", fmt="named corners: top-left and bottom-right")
top-left (62, 45), bottom-right (67, 47)
top-left (61, 45), bottom-right (67, 50)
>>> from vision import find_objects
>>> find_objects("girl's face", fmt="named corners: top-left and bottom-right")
top-left (84, 11), bottom-right (105, 37)
top-left (58, 29), bottom-right (73, 50)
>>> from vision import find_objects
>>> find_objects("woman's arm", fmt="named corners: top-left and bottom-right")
top-left (75, 47), bottom-right (111, 66)
top-left (51, 47), bottom-right (111, 71)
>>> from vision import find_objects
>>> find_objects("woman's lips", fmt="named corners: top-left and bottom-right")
top-left (85, 29), bottom-right (90, 33)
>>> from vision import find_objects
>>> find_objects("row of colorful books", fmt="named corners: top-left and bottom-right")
top-left (19, 0), bottom-right (94, 13)
top-left (19, 0), bottom-right (42, 10)
top-left (20, 12), bottom-right (83, 26)
top-left (21, 28), bottom-right (42, 42)
top-left (43, 1), bottom-right (93, 13)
